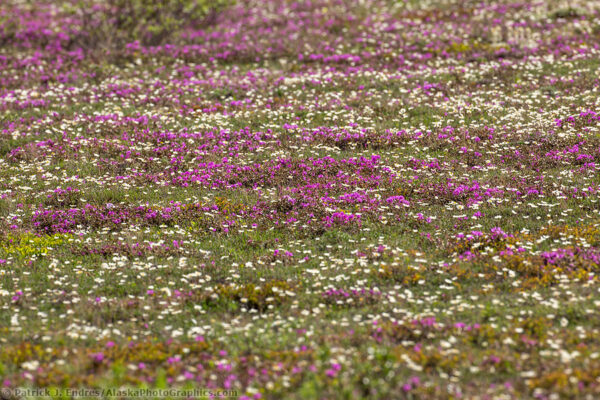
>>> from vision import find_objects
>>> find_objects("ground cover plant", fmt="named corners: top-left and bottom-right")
top-left (1, 0), bottom-right (600, 398)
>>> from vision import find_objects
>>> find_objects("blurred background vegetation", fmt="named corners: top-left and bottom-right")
top-left (0, 0), bottom-right (235, 52)
top-left (74, 0), bottom-right (235, 48)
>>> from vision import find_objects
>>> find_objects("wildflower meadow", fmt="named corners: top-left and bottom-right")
top-left (1, 0), bottom-right (600, 398)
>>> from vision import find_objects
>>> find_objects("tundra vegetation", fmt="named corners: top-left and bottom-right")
top-left (1, 0), bottom-right (600, 398)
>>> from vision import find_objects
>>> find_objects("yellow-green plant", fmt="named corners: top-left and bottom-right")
top-left (1, 233), bottom-right (71, 258)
